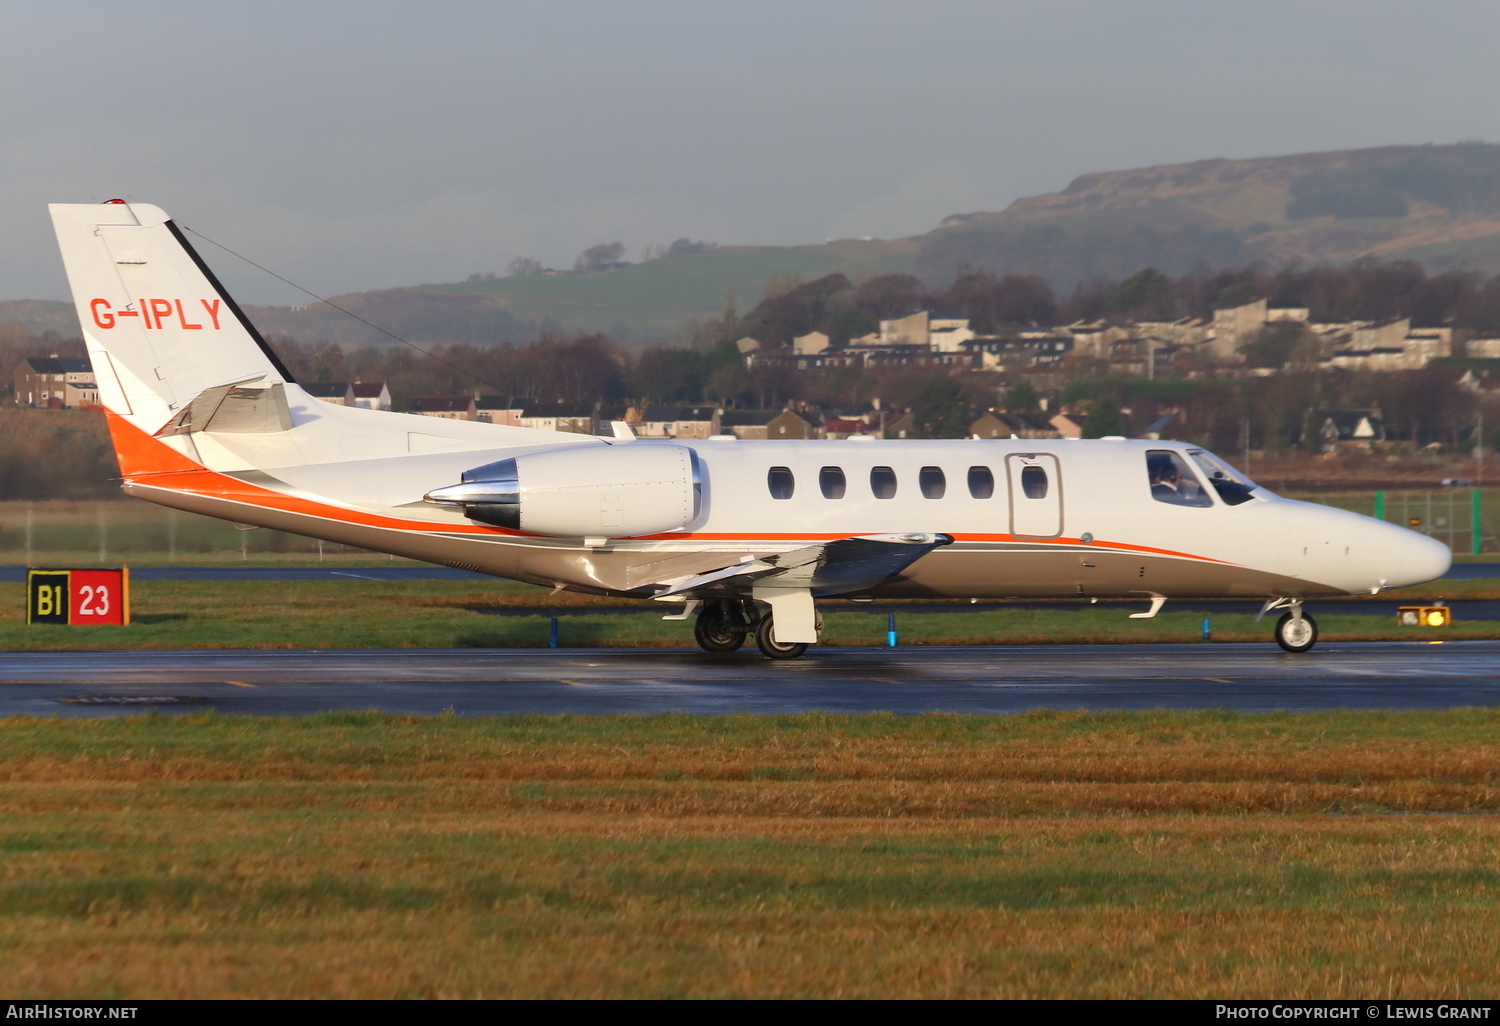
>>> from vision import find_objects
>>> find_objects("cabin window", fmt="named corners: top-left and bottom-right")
top-left (819, 466), bottom-right (846, 499)
top-left (1020, 465), bottom-right (1048, 499)
top-left (1146, 450), bottom-right (1213, 507)
top-left (919, 466), bottom-right (946, 499)
top-left (870, 466), bottom-right (897, 499)
top-left (967, 466), bottom-right (994, 499)
top-left (767, 466), bottom-right (795, 500)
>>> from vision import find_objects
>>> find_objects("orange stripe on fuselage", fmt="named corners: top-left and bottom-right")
top-left (106, 411), bottom-right (1238, 566)
top-left (660, 531), bottom-right (1236, 565)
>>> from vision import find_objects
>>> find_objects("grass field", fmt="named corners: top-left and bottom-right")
top-left (1, 579), bottom-right (1497, 650)
top-left (1, 709), bottom-right (1498, 998)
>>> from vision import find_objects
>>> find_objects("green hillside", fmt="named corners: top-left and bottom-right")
top-left (417, 240), bottom-right (916, 336)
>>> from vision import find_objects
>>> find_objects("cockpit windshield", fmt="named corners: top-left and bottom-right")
top-left (1187, 449), bottom-right (1259, 506)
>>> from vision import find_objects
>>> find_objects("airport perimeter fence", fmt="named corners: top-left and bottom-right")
top-left (1298, 489), bottom-right (1496, 555)
top-left (0, 500), bottom-right (407, 565)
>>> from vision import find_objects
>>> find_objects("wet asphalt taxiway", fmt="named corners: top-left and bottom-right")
top-left (2, 641), bottom-right (1499, 717)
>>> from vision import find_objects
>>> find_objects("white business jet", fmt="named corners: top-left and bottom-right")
top-left (48, 201), bottom-right (1451, 658)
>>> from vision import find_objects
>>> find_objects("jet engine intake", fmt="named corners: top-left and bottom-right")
top-left (425, 443), bottom-right (701, 537)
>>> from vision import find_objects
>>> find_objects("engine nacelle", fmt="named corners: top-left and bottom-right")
top-left (424, 443), bottom-right (701, 537)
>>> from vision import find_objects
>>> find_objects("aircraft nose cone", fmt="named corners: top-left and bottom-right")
top-left (1397, 530), bottom-right (1452, 587)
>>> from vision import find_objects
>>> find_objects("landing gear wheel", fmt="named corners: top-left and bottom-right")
top-left (694, 600), bottom-right (747, 652)
top-left (755, 614), bottom-right (808, 660)
top-left (1275, 611), bottom-right (1318, 653)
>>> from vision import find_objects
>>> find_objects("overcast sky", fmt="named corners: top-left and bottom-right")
top-left (6, 0), bottom-right (1500, 305)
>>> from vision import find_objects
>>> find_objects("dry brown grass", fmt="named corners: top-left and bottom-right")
top-left (1, 711), bottom-right (1499, 997)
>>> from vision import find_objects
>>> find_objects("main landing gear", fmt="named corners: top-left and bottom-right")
top-left (693, 598), bottom-right (753, 652)
top-left (754, 614), bottom-right (808, 660)
top-left (1261, 598), bottom-right (1318, 653)
top-left (691, 599), bottom-right (812, 660)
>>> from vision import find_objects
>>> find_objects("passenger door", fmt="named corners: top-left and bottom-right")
top-left (1006, 453), bottom-right (1062, 539)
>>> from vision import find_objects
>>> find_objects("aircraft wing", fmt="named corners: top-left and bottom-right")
top-left (653, 533), bottom-right (953, 599)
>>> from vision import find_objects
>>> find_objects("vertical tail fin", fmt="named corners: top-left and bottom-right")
top-left (48, 202), bottom-right (293, 435)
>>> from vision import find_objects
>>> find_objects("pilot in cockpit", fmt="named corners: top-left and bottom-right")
top-left (1147, 450), bottom-right (1212, 507)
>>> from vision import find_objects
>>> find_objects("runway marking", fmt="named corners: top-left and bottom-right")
top-left (331, 572), bottom-right (384, 581)
top-left (557, 679), bottom-right (585, 687)
top-left (868, 678), bottom-right (906, 686)
top-left (1201, 677), bottom-right (1233, 683)
top-left (226, 680), bottom-right (255, 687)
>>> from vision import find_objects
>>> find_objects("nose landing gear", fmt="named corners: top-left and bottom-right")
top-left (1260, 598), bottom-right (1318, 652)
top-left (1275, 610), bottom-right (1318, 652)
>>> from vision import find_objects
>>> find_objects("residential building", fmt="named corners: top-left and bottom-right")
top-left (1065, 322), bottom-right (1133, 359)
top-left (351, 380), bottom-right (392, 411)
top-left (969, 412), bottom-right (1010, 439)
top-left (929, 314), bottom-right (976, 353)
top-left (877, 311), bottom-right (929, 346)
top-left (971, 412), bottom-right (1060, 439)
top-left (1403, 327), bottom-right (1453, 363)
top-left (412, 396), bottom-right (477, 421)
top-left (766, 409), bottom-right (823, 439)
top-left (1133, 318), bottom-right (1212, 347)
top-left (514, 402), bottom-right (595, 434)
top-left (963, 335), bottom-right (1073, 369)
top-left (1351, 319), bottom-right (1412, 351)
top-left (12, 356), bottom-right (96, 409)
top-left (1049, 413), bottom-right (1085, 439)
top-left (720, 410), bottom-right (781, 439)
top-left (301, 382), bottom-right (353, 406)
top-left (792, 331), bottom-right (829, 356)
top-left (633, 405), bottom-right (720, 439)
top-left (474, 395), bottom-right (525, 425)
top-left (1469, 338), bottom-right (1500, 359)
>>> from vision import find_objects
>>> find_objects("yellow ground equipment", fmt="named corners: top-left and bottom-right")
top-left (1398, 606), bottom-right (1451, 627)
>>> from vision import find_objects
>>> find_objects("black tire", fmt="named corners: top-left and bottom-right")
top-left (693, 600), bottom-right (746, 652)
top-left (755, 614), bottom-right (808, 660)
top-left (1275, 611), bottom-right (1318, 653)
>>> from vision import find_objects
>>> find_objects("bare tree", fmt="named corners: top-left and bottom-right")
top-left (574, 243), bottom-right (626, 274)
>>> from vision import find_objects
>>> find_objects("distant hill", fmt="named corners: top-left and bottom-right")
top-left (0, 299), bottom-right (79, 337)
top-left (15, 144), bottom-right (1500, 345)
top-left (916, 143), bottom-right (1500, 288)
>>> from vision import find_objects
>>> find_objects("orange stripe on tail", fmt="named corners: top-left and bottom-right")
top-left (103, 410), bottom-right (204, 478)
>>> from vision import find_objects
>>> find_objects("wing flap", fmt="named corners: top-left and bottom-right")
top-left (654, 533), bottom-right (952, 599)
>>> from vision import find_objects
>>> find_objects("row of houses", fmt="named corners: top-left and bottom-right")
top-left (736, 300), bottom-right (1488, 377)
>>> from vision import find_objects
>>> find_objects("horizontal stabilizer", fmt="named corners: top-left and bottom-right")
top-left (155, 380), bottom-right (293, 436)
